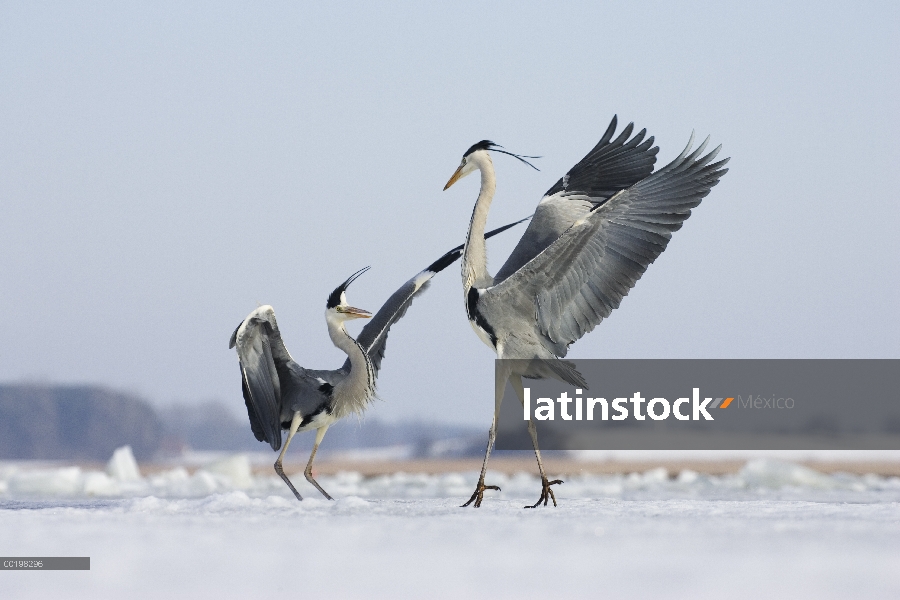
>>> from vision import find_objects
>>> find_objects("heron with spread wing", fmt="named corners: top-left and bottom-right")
top-left (229, 219), bottom-right (527, 501)
top-left (443, 116), bottom-right (729, 508)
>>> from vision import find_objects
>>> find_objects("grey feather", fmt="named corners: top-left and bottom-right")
top-left (231, 308), bottom-right (290, 450)
top-left (494, 115), bottom-right (659, 283)
top-left (484, 136), bottom-right (729, 351)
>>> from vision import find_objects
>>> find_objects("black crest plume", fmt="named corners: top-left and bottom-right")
top-left (326, 266), bottom-right (370, 309)
top-left (463, 140), bottom-right (540, 171)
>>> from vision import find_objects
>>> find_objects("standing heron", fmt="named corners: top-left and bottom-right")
top-left (443, 116), bottom-right (729, 508)
top-left (228, 219), bottom-right (527, 501)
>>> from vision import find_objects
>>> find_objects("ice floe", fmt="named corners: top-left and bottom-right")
top-left (1, 447), bottom-right (899, 503)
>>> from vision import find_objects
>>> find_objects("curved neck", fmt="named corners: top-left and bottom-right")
top-left (326, 315), bottom-right (374, 416)
top-left (461, 153), bottom-right (496, 290)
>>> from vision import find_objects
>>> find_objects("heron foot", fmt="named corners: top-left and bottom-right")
top-left (304, 468), bottom-right (334, 501)
top-left (525, 477), bottom-right (563, 508)
top-left (461, 481), bottom-right (501, 508)
top-left (274, 461), bottom-right (304, 502)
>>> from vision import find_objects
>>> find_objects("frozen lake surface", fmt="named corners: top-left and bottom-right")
top-left (3, 454), bottom-right (900, 599)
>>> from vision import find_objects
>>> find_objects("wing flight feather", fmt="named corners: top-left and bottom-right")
top-left (494, 115), bottom-right (659, 283)
top-left (487, 135), bottom-right (729, 351)
top-left (229, 306), bottom-right (291, 451)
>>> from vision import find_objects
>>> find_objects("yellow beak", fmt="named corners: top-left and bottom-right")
top-left (443, 165), bottom-right (464, 191)
top-left (340, 306), bottom-right (372, 319)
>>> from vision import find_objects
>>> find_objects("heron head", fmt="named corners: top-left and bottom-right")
top-left (443, 141), bottom-right (494, 190)
top-left (443, 141), bottom-right (539, 190)
top-left (326, 267), bottom-right (372, 320)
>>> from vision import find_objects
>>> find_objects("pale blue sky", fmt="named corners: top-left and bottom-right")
top-left (1, 2), bottom-right (897, 425)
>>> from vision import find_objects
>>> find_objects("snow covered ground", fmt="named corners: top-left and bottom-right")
top-left (3, 449), bottom-right (899, 599)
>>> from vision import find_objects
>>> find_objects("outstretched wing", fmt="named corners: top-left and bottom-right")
top-left (544, 115), bottom-right (660, 199)
top-left (486, 134), bottom-right (729, 351)
top-left (229, 305), bottom-right (293, 451)
top-left (347, 217), bottom-right (530, 374)
top-left (494, 116), bottom-right (659, 283)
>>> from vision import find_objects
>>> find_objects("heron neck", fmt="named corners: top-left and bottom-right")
top-left (461, 157), bottom-right (496, 289)
top-left (327, 318), bottom-right (374, 416)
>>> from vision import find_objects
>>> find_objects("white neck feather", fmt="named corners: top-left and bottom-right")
top-left (326, 313), bottom-right (374, 417)
top-left (461, 152), bottom-right (496, 291)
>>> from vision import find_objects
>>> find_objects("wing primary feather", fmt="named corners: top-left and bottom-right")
top-left (232, 308), bottom-right (287, 451)
top-left (487, 131), bottom-right (728, 349)
top-left (228, 321), bottom-right (242, 349)
top-left (497, 116), bottom-right (661, 283)
top-left (598, 115), bottom-right (617, 146)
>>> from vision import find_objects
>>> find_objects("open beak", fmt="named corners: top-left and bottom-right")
top-left (443, 165), bottom-right (464, 191)
top-left (341, 306), bottom-right (372, 319)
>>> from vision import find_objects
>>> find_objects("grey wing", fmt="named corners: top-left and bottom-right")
top-left (487, 134), bottom-right (729, 351)
top-left (543, 115), bottom-right (660, 199)
top-left (494, 115), bottom-right (659, 283)
top-left (348, 273), bottom-right (429, 376)
top-left (347, 217), bottom-right (531, 374)
top-left (229, 305), bottom-right (294, 451)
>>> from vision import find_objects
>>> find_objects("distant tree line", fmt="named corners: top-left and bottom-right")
top-left (0, 383), bottom-right (485, 461)
top-left (0, 384), bottom-right (163, 461)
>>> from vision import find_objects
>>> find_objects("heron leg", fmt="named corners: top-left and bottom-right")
top-left (304, 425), bottom-right (333, 500)
top-left (510, 374), bottom-right (563, 508)
top-left (274, 412), bottom-right (304, 501)
top-left (462, 366), bottom-right (507, 508)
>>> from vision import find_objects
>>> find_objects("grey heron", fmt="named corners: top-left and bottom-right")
top-left (443, 116), bottom-right (729, 508)
top-left (228, 219), bottom-right (527, 501)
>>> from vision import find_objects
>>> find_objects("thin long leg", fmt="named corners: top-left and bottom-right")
top-left (462, 364), bottom-right (509, 508)
top-left (274, 412), bottom-right (304, 501)
top-left (304, 425), bottom-right (333, 500)
top-left (510, 374), bottom-right (563, 508)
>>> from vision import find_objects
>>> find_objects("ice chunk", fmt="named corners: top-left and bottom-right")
top-left (642, 467), bottom-right (669, 483)
top-left (205, 454), bottom-right (253, 489)
top-left (149, 467), bottom-right (190, 489)
top-left (200, 491), bottom-right (253, 510)
top-left (107, 446), bottom-right (142, 482)
top-left (740, 459), bottom-right (835, 489)
top-left (0, 465), bottom-right (17, 494)
top-left (9, 467), bottom-right (82, 495)
top-left (677, 469), bottom-right (699, 484)
top-left (83, 471), bottom-right (120, 496)
top-left (187, 470), bottom-right (219, 495)
top-left (335, 496), bottom-right (370, 509)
